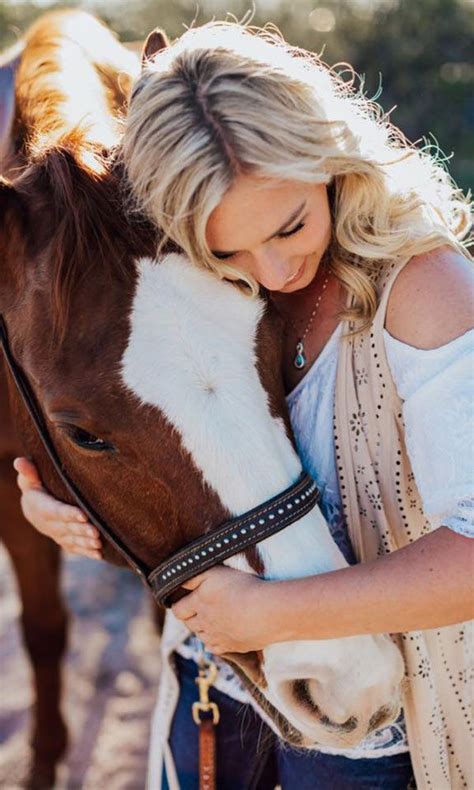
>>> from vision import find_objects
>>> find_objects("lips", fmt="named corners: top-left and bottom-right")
top-left (285, 259), bottom-right (306, 286)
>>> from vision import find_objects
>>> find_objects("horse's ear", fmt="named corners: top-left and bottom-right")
top-left (141, 28), bottom-right (169, 67)
top-left (0, 176), bottom-right (22, 224)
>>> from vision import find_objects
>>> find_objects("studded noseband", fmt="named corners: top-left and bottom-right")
top-left (150, 472), bottom-right (319, 605)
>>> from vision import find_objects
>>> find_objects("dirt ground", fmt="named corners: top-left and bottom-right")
top-left (0, 544), bottom-right (162, 789)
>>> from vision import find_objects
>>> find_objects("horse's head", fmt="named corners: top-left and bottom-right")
top-left (0, 11), bottom-right (404, 749)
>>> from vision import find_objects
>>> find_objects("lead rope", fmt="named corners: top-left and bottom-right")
top-left (192, 643), bottom-right (220, 790)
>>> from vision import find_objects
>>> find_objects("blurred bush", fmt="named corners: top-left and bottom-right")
top-left (0, 0), bottom-right (472, 191)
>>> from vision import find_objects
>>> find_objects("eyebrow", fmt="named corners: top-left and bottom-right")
top-left (211, 200), bottom-right (307, 257)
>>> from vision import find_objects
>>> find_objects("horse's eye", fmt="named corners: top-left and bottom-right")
top-left (63, 425), bottom-right (115, 452)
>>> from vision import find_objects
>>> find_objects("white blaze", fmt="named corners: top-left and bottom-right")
top-left (121, 253), bottom-right (346, 580)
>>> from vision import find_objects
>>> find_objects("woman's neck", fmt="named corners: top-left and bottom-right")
top-left (272, 273), bottom-right (346, 393)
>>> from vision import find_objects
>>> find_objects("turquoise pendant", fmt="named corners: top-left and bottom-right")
top-left (294, 341), bottom-right (307, 370)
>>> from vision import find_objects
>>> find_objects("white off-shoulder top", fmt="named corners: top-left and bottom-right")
top-left (177, 324), bottom-right (474, 758)
top-left (287, 324), bottom-right (474, 550)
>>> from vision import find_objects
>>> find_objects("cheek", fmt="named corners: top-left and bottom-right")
top-left (298, 222), bottom-right (330, 255)
top-left (308, 208), bottom-right (332, 249)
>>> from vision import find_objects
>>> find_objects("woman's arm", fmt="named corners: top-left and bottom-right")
top-left (266, 526), bottom-right (474, 641)
top-left (172, 526), bottom-right (474, 654)
top-left (14, 457), bottom-right (103, 559)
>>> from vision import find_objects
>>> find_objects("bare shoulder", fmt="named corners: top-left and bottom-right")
top-left (385, 246), bottom-right (474, 349)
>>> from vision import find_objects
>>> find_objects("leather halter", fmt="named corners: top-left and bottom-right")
top-left (0, 315), bottom-right (319, 606)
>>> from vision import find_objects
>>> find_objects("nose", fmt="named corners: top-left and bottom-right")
top-left (253, 250), bottom-right (292, 291)
top-left (293, 679), bottom-right (358, 732)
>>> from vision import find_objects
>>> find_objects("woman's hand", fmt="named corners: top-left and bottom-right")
top-left (13, 457), bottom-right (103, 560)
top-left (171, 565), bottom-right (277, 655)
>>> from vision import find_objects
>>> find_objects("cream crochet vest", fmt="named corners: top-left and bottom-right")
top-left (334, 257), bottom-right (473, 789)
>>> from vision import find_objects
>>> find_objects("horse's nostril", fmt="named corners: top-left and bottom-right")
top-left (368, 705), bottom-right (391, 733)
top-left (319, 713), bottom-right (358, 732)
top-left (293, 680), bottom-right (358, 732)
top-left (293, 679), bottom-right (320, 714)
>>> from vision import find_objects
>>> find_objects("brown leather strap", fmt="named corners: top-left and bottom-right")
top-left (199, 717), bottom-right (216, 790)
top-left (150, 472), bottom-right (320, 606)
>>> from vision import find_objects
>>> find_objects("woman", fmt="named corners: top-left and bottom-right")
top-left (15, 21), bottom-right (473, 789)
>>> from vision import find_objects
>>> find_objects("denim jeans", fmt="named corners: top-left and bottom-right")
top-left (162, 655), bottom-right (415, 790)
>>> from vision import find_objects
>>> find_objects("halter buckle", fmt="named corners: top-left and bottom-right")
top-left (192, 659), bottom-right (220, 725)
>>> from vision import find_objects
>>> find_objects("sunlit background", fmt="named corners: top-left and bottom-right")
top-left (0, 0), bottom-right (472, 190)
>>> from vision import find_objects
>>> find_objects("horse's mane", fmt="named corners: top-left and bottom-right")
top-left (8, 10), bottom-right (159, 339)
top-left (14, 9), bottom-right (139, 159)
top-left (15, 140), bottom-right (158, 340)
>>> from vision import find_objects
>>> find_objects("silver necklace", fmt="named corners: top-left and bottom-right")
top-left (291, 273), bottom-right (330, 369)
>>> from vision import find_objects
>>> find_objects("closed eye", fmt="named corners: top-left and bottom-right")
top-left (212, 221), bottom-right (306, 261)
top-left (213, 250), bottom-right (235, 261)
top-left (278, 221), bottom-right (305, 238)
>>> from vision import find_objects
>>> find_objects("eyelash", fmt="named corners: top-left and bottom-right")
top-left (279, 221), bottom-right (305, 239)
top-left (214, 221), bottom-right (305, 260)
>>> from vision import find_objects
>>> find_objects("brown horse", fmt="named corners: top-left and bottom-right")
top-left (0, 7), bottom-right (405, 782)
top-left (0, 10), bottom-right (139, 786)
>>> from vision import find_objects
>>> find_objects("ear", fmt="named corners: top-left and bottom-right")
top-left (0, 175), bottom-right (25, 222)
top-left (141, 28), bottom-right (169, 67)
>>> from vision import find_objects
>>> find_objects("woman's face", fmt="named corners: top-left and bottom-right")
top-left (206, 174), bottom-right (332, 293)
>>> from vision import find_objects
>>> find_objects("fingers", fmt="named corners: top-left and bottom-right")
top-left (172, 594), bottom-right (197, 622)
top-left (13, 457), bottom-right (43, 490)
top-left (171, 600), bottom-right (226, 654)
top-left (181, 573), bottom-right (206, 592)
top-left (31, 512), bottom-right (103, 558)
top-left (30, 491), bottom-right (89, 525)
top-left (13, 457), bottom-right (102, 559)
top-left (50, 522), bottom-right (102, 548)
top-left (13, 458), bottom-right (90, 535)
top-left (20, 486), bottom-right (90, 529)
top-left (59, 533), bottom-right (103, 561)
top-left (54, 521), bottom-right (102, 559)
top-left (173, 575), bottom-right (208, 619)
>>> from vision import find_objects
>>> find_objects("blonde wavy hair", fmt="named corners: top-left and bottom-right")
top-left (121, 20), bottom-right (472, 324)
